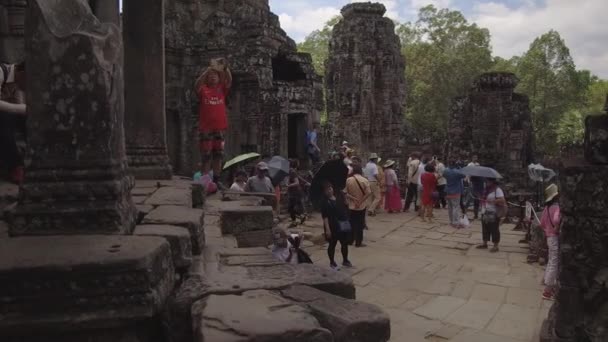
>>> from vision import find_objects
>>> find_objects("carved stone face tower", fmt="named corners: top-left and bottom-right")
top-left (325, 2), bottom-right (406, 160)
top-left (447, 72), bottom-right (534, 189)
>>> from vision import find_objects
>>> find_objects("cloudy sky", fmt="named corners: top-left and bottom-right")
top-left (269, 0), bottom-right (608, 78)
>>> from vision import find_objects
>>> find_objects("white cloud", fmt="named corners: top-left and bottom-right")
top-left (410, 0), bottom-right (452, 10)
top-left (471, 0), bottom-right (608, 77)
top-left (277, 6), bottom-right (341, 42)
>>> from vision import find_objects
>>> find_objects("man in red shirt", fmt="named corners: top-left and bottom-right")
top-left (196, 65), bottom-right (232, 185)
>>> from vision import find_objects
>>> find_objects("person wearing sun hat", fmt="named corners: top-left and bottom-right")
top-left (540, 183), bottom-right (561, 300)
top-left (364, 153), bottom-right (381, 216)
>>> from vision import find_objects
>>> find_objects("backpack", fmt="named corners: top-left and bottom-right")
top-left (495, 188), bottom-right (508, 219)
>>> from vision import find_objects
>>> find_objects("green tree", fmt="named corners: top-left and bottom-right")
top-left (515, 30), bottom-right (586, 155)
top-left (296, 16), bottom-right (341, 76)
top-left (397, 5), bottom-right (494, 141)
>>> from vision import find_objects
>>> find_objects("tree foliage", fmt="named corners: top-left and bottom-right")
top-left (514, 30), bottom-right (587, 155)
top-left (397, 5), bottom-right (494, 142)
top-left (294, 9), bottom-right (607, 156)
top-left (296, 16), bottom-right (341, 76)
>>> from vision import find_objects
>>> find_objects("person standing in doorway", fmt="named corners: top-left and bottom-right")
top-left (321, 182), bottom-right (353, 269)
top-left (306, 123), bottom-right (321, 164)
top-left (443, 159), bottom-right (466, 228)
top-left (477, 178), bottom-right (506, 252)
top-left (540, 184), bottom-right (560, 300)
top-left (364, 153), bottom-right (381, 216)
top-left (196, 61), bottom-right (232, 188)
top-left (0, 61), bottom-right (26, 184)
top-left (403, 152), bottom-right (421, 212)
top-left (345, 165), bottom-right (371, 247)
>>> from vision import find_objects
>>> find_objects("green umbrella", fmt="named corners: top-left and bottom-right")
top-left (223, 152), bottom-right (261, 170)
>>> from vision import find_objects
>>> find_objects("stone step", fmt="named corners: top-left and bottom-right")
top-left (133, 224), bottom-right (193, 270)
top-left (219, 205), bottom-right (274, 235)
top-left (192, 290), bottom-right (334, 342)
top-left (142, 205), bottom-right (205, 255)
top-left (0, 235), bottom-right (175, 336)
top-left (280, 285), bottom-right (391, 342)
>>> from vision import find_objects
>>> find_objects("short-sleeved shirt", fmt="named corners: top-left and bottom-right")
top-left (540, 203), bottom-right (561, 237)
top-left (321, 197), bottom-right (349, 233)
top-left (484, 187), bottom-right (505, 213)
top-left (245, 176), bottom-right (273, 193)
top-left (230, 182), bottom-right (246, 192)
top-left (364, 162), bottom-right (378, 182)
top-left (346, 174), bottom-right (371, 211)
top-left (198, 84), bottom-right (229, 132)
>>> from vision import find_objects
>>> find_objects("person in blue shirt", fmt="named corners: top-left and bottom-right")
top-left (306, 123), bottom-right (321, 164)
top-left (443, 159), bottom-right (466, 228)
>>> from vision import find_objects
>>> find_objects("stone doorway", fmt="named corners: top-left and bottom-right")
top-left (287, 114), bottom-right (307, 161)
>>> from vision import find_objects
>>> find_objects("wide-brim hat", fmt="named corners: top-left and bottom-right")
top-left (545, 184), bottom-right (559, 203)
top-left (369, 153), bottom-right (379, 160)
top-left (342, 141), bottom-right (349, 145)
top-left (384, 160), bottom-right (395, 168)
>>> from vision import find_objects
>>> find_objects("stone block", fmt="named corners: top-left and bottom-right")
top-left (220, 206), bottom-right (274, 235)
top-left (142, 205), bottom-right (204, 255)
top-left (191, 182), bottom-right (204, 208)
top-left (584, 114), bottom-right (608, 164)
top-left (133, 225), bottom-right (192, 269)
top-left (0, 235), bottom-right (175, 335)
top-left (167, 259), bottom-right (355, 342)
top-left (192, 290), bottom-right (333, 342)
top-left (144, 186), bottom-right (191, 207)
top-left (234, 228), bottom-right (273, 248)
top-left (559, 166), bottom-right (608, 216)
top-left (280, 285), bottom-right (391, 342)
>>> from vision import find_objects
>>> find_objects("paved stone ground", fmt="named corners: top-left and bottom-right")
top-left (290, 208), bottom-right (550, 342)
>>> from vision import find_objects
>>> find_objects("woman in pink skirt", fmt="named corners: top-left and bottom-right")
top-left (383, 160), bottom-right (401, 213)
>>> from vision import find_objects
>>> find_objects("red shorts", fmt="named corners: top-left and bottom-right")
top-left (199, 131), bottom-right (225, 153)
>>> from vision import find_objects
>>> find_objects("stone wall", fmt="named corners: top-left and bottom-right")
top-left (165, 0), bottom-right (322, 175)
top-left (540, 108), bottom-right (608, 342)
top-left (447, 72), bottom-right (534, 190)
top-left (325, 2), bottom-right (406, 161)
top-left (0, 0), bottom-right (26, 62)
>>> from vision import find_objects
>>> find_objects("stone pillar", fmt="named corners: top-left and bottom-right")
top-left (540, 107), bottom-right (608, 341)
top-left (123, 0), bottom-right (172, 179)
top-left (0, 0), bottom-right (27, 62)
top-left (89, 0), bottom-right (120, 24)
top-left (8, 0), bottom-right (137, 235)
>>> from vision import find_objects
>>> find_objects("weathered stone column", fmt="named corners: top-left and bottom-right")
top-left (0, 0), bottom-right (27, 62)
top-left (123, 0), bottom-right (172, 179)
top-left (8, 0), bottom-right (137, 235)
top-left (540, 105), bottom-right (608, 341)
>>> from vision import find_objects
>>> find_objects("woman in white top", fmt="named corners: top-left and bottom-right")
top-left (476, 178), bottom-right (506, 253)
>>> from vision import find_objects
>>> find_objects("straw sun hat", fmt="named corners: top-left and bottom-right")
top-left (544, 184), bottom-right (559, 203)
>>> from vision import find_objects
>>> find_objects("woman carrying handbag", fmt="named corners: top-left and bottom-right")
top-left (321, 181), bottom-right (353, 270)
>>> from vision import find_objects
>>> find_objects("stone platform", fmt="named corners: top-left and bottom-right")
top-left (0, 178), bottom-right (391, 342)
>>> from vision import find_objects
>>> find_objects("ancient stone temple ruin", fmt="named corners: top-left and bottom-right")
top-left (325, 2), bottom-right (406, 159)
top-left (447, 72), bottom-right (534, 188)
top-left (0, 0), bottom-right (26, 62)
top-left (0, 1), bottom-right (390, 341)
top-left (540, 107), bottom-right (608, 342)
top-left (165, 0), bottom-right (323, 174)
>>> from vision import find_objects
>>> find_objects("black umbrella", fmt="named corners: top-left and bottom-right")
top-left (268, 155), bottom-right (290, 186)
top-left (310, 159), bottom-right (349, 205)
